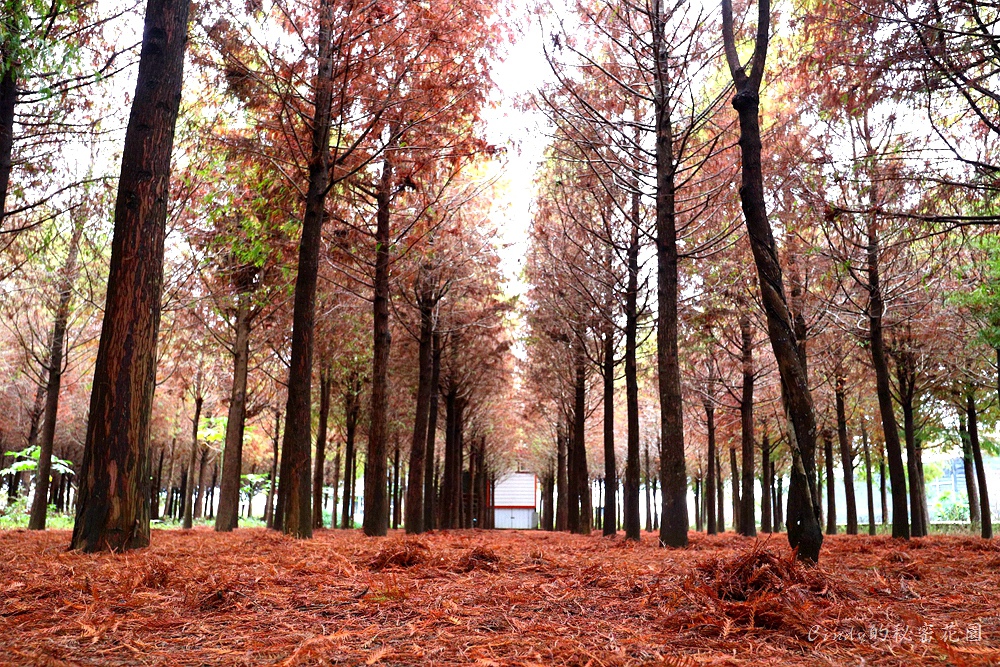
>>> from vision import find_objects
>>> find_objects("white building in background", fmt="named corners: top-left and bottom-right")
top-left (493, 471), bottom-right (538, 529)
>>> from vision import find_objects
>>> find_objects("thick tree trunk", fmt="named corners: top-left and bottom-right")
top-left (182, 392), bottom-right (203, 530)
top-left (862, 424), bottom-right (876, 535)
top-left (958, 411), bottom-right (981, 526)
top-left (761, 434), bottom-right (772, 532)
top-left (604, 322), bottom-right (618, 537)
top-left (364, 148), bottom-right (394, 538)
top-left (216, 291), bottom-right (252, 531)
top-left (967, 394), bottom-right (992, 539)
top-left (312, 367), bottom-right (332, 529)
top-left (706, 401), bottom-right (718, 534)
top-left (406, 286), bottom-right (434, 534)
top-left (835, 377), bottom-right (858, 534)
top-left (739, 315), bottom-right (756, 537)
top-left (277, 0), bottom-right (337, 540)
top-left (29, 217), bottom-right (84, 530)
top-left (723, 0), bottom-right (822, 561)
top-left (652, 0), bottom-right (688, 548)
top-left (542, 467), bottom-right (554, 531)
top-left (423, 333), bottom-right (441, 530)
top-left (70, 0), bottom-right (189, 552)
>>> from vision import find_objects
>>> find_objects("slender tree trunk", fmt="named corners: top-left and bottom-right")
top-left (823, 429), bottom-right (836, 534)
top-left (341, 386), bottom-right (358, 529)
top-left (163, 435), bottom-right (177, 520)
top-left (70, 0), bottom-right (189, 552)
top-left (177, 466), bottom-right (187, 522)
top-left (730, 447), bottom-right (740, 533)
top-left (967, 393), bottom-right (992, 539)
top-left (716, 452), bottom-right (725, 532)
top-left (959, 410), bottom-right (981, 526)
top-left (151, 447), bottom-right (164, 520)
top-left (761, 434), bottom-right (772, 532)
top-left (406, 286), bottom-right (434, 534)
top-left (542, 467), bottom-right (554, 531)
top-left (556, 424), bottom-right (568, 531)
top-left (193, 446), bottom-right (208, 520)
top-left (0, 31), bottom-right (17, 224)
top-left (277, 0), bottom-right (337, 540)
top-left (624, 207), bottom-right (640, 540)
top-left (706, 401), bottom-right (718, 534)
top-left (775, 477), bottom-right (783, 531)
top-left (442, 388), bottom-right (457, 529)
top-left (182, 391), bottom-right (203, 530)
top-left (572, 348), bottom-right (591, 534)
top-left (862, 424), bottom-right (876, 535)
top-left (207, 464), bottom-right (217, 519)
top-left (644, 441), bottom-right (653, 533)
top-left (29, 216), bottom-right (84, 529)
top-left (739, 315), bottom-right (756, 537)
top-left (216, 291), bottom-right (252, 531)
top-left (264, 409), bottom-right (280, 529)
top-left (880, 443), bottom-right (888, 526)
top-left (866, 224), bottom-right (909, 539)
top-left (423, 333), bottom-right (441, 531)
top-left (835, 376), bottom-right (857, 534)
top-left (604, 321), bottom-right (618, 537)
top-left (364, 146), bottom-right (395, 538)
top-left (330, 440), bottom-right (341, 529)
top-left (722, 0), bottom-right (822, 561)
top-left (311, 367), bottom-right (332, 529)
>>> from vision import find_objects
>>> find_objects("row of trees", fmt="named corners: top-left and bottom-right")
top-left (520, 0), bottom-right (1000, 562)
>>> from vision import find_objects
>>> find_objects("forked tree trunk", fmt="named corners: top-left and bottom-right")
top-left (216, 290), bottom-right (252, 531)
top-left (70, 0), bottom-right (189, 553)
top-left (29, 216), bottom-right (84, 530)
top-left (277, 0), bottom-right (337, 540)
top-left (722, 0), bottom-right (822, 561)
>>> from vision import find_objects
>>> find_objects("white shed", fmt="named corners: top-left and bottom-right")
top-left (493, 472), bottom-right (538, 529)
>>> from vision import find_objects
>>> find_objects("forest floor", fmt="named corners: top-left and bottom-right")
top-left (0, 528), bottom-right (998, 666)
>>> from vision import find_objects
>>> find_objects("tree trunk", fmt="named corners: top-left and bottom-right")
top-left (730, 447), bottom-right (740, 533)
top-left (277, 0), bottom-right (337, 540)
top-left (650, 0), bottom-right (688, 548)
top-left (151, 447), bottom-right (164, 519)
top-left (29, 216), bottom-right (84, 529)
top-left (879, 443), bottom-right (888, 526)
top-left (572, 348), bottom-right (591, 534)
top-left (542, 467), bottom-right (554, 531)
top-left (341, 384), bottom-right (359, 529)
top-left (330, 439), bottom-right (341, 529)
top-left (442, 388), bottom-right (457, 529)
top-left (644, 441), bottom-right (653, 533)
top-left (0, 35), bottom-right (17, 224)
top-left (958, 410), bottom-right (981, 526)
top-left (216, 290), bottom-right (252, 531)
top-left (604, 320), bottom-right (618, 537)
top-left (704, 399), bottom-right (718, 534)
top-left (423, 332), bottom-right (441, 531)
top-left (966, 393), bottom-right (992, 539)
top-left (207, 463), bottom-right (217, 519)
top-left (862, 423), bottom-right (876, 535)
top-left (823, 429), bottom-right (836, 534)
top-left (364, 145), bottom-right (395, 538)
top-left (264, 409), bottom-right (280, 529)
top-left (556, 423), bottom-right (568, 531)
top-left (182, 391), bottom-right (203, 530)
top-left (716, 452), bottom-right (725, 532)
top-left (70, 0), bottom-right (189, 552)
top-left (312, 366), bottom-right (332, 529)
top-left (624, 208), bottom-right (641, 540)
top-left (406, 284), bottom-right (434, 534)
top-left (866, 224), bottom-right (909, 539)
top-left (193, 446), bottom-right (208, 520)
top-left (392, 436), bottom-right (402, 530)
top-left (722, 0), bottom-right (822, 561)
top-left (761, 434), bottom-right (772, 532)
top-left (835, 376), bottom-right (858, 534)
top-left (739, 314), bottom-right (756, 537)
